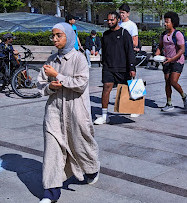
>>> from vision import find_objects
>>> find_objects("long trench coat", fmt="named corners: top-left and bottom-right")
top-left (37, 48), bottom-right (100, 189)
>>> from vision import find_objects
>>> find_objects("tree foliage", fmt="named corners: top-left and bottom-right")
top-left (0, 0), bottom-right (25, 13)
top-left (62, 0), bottom-right (81, 16)
top-left (129, 0), bottom-right (187, 26)
top-left (103, 0), bottom-right (187, 26)
top-left (29, 0), bottom-right (56, 14)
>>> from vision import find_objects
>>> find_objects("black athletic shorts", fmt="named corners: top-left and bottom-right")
top-left (102, 70), bottom-right (131, 84)
top-left (163, 62), bottom-right (184, 74)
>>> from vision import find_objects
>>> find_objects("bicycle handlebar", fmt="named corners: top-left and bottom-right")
top-left (20, 45), bottom-right (34, 60)
top-left (21, 45), bottom-right (27, 50)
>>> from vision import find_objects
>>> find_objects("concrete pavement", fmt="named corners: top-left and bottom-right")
top-left (0, 62), bottom-right (187, 203)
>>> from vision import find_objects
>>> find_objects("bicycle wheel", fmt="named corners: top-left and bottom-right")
top-left (11, 65), bottom-right (41, 98)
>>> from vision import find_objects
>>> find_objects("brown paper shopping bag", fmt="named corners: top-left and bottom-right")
top-left (114, 84), bottom-right (145, 114)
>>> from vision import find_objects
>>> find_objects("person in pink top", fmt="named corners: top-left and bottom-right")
top-left (156, 11), bottom-right (186, 112)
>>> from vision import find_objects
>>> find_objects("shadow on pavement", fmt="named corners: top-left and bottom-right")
top-left (0, 154), bottom-right (43, 199)
top-left (90, 96), bottom-right (102, 104)
top-left (90, 96), bottom-right (114, 105)
top-left (145, 99), bottom-right (158, 108)
top-left (0, 88), bottom-right (22, 99)
top-left (108, 115), bottom-right (135, 125)
top-left (62, 175), bottom-right (88, 191)
top-left (91, 106), bottom-right (101, 120)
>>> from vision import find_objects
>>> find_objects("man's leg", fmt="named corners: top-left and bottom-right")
top-left (94, 82), bottom-right (113, 125)
top-left (85, 49), bottom-right (91, 66)
top-left (101, 82), bottom-right (114, 119)
top-left (102, 83), bottom-right (114, 108)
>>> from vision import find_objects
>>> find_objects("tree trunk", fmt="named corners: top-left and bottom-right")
top-left (28, 0), bottom-right (31, 7)
top-left (56, 0), bottom-right (61, 17)
top-left (41, 6), bottom-right (44, 14)
top-left (87, 1), bottom-right (92, 23)
top-left (160, 15), bottom-right (163, 27)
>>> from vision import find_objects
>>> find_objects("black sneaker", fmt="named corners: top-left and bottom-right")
top-left (161, 104), bottom-right (174, 112)
top-left (183, 96), bottom-right (187, 109)
top-left (86, 172), bottom-right (99, 184)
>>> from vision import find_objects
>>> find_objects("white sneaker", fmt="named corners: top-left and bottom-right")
top-left (161, 104), bottom-right (174, 112)
top-left (130, 114), bottom-right (140, 118)
top-left (39, 198), bottom-right (52, 203)
top-left (94, 116), bottom-right (110, 125)
top-left (88, 64), bottom-right (91, 68)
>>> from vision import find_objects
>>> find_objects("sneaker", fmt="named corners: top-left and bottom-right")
top-left (161, 104), bottom-right (174, 112)
top-left (94, 116), bottom-right (110, 125)
top-left (86, 172), bottom-right (99, 185)
top-left (130, 114), bottom-right (140, 118)
top-left (88, 64), bottom-right (91, 68)
top-left (39, 198), bottom-right (54, 203)
top-left (183, 96), bottom-right (187, 109)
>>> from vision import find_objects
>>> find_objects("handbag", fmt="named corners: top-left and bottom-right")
top-left (114, 84), bottom-right (145, 114)
top-left (127, 78), bottom-right (146, 100)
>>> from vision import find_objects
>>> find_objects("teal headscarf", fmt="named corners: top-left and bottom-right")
top-left (52, 22), bottom-right (76, 55)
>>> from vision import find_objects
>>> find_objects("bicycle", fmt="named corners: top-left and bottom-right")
top-left (0, 45), bottom-right (41, 98)
top-left (151, 38), bottom-right (160, 69)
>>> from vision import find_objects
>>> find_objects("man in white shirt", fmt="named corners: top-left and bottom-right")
top-left (119, 3), bottom-right (138, 48)
top-left (119, 4), bottom-right (140, 118)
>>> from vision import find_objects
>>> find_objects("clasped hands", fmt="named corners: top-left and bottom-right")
top-left (43, 64), bottom-right (62, 90)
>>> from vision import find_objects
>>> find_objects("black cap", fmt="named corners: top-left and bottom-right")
top-left (91, 30), bottom-right (96, 35)
top-left (2, 33), bottom-right (16, 41)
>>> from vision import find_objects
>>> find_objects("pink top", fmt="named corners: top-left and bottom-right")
top-left (162, 30), bottom-right (185, 64)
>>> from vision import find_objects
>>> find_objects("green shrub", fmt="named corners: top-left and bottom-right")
top-left (0, 31), bottom-right (53, 46)
top-left (0, 28), bottom-right (186, 47)
top-left (13, 31), bottom-right (53, 46)
top-left (138, 27), bottom-right (187, 46)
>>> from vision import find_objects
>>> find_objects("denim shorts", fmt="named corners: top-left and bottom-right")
top-left (163, 62), bottom-right (184, 74)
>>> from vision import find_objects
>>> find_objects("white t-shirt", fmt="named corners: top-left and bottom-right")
top-left (119, 20), bottom-right (138, 37)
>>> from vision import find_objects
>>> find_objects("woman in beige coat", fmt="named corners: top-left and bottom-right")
top-left (37, 22), bottom-right (100, 203)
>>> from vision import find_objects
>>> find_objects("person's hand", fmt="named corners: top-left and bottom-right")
top-left (95, 51), bottom-right (98, 56)
top-left (49, 81), bottom-right (62, 90)
top-left (134, 47), bottom-right (140, 52)
top-left (91, 50), bottom-right (94, 55)
top-left (13, 50), bottom-right (19, 55)
top-left (43, 65), bottom-right (58, 77)
top-left (130, 71), bottom-right (136, 78)
top-left (163, 57), bottom-right (172, 64)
